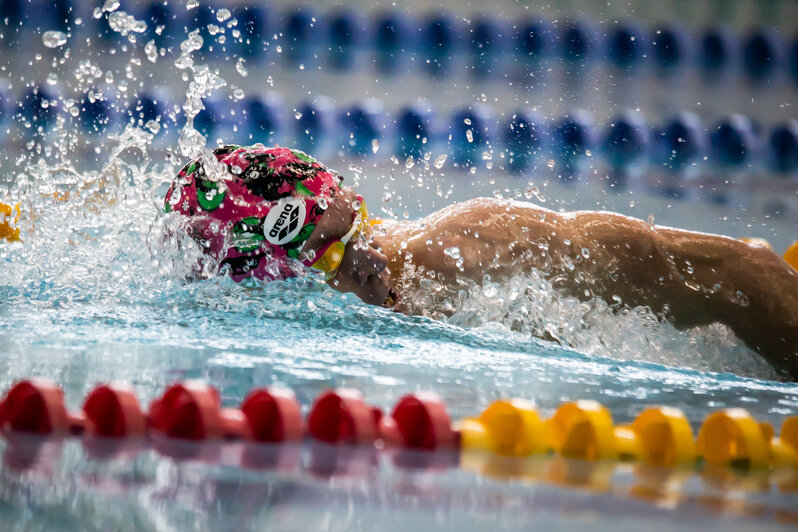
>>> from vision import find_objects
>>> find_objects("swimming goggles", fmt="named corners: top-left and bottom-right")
top-left (304, 196), bottom-right (370, 280)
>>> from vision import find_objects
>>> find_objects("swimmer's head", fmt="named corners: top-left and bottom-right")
top-left (163, 144), bottom-right (343, 282)
top-left (163, 144), bottom-right (395, 307)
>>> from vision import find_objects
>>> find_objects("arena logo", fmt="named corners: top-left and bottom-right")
top-left (263, 198), bottom-right (306, 245)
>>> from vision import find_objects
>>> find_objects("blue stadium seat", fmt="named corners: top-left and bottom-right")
top-left (235, 4), bottom-right (269, 59)
top-left (326, 9), bottom-right (369, 70)
top-left (449, 104), bottom-right (496, 167)
top-left (50, 0), bottom-right (74, 33)
top-left (768, 121), bottom-right (798, 175)
top-left (654, 112), bottom-right (706, 173)
top-left (144, 1), bottom-right (178, 50)
top-left (127, 90), bottom-right (174, 135)
top-left (742, 28), bottom-right (783, 82)
top-left (553, 110), bottom-right (596, 158)
top-left (95, 0), bottom-right (129, 42)
top-left (651, 23), bottom-right (690, 70)
top-left (194, 98), bottom-right (223, 139)
top-left (606, 23), bottom-right (648, 71)
top-left (18, 86), bottom-right (57, 131)
top-left (552, 110), bottom-right (596, 180)
top-left (468, 15), bottom-right (510, 76)
top-left (699, 26), bottom-right (735, 74)
top-left (710, 114), bottom-right (760, 168)
top-left (339, 99), bottom-right (387, 157)
top-left (79, 91), bottom-right (116, 135)
top-left (188, 4), bottom-right (218, 56)
top-left (373, 11), bottom-right (413, 72)
top-left (396, 101), bottom-right (435, 159)
top-left (502, 109), bottom-right (547, 174)
top-left (420, 12), bottom-right (463, 76)
top-left (558, 20), bottom-right (597, 64)
top-left (0, 84), bottom-right (8, 126)
top-left (602, 111), bottom-right (650, 169)
top-left (294, 97), bottom-right (336, 154)
top-left (244, 93), bottom-right (284, 145)
top-left (282, 6), bottom-right (324, 65)
top-left (513, 17), bottom-right (555, 59)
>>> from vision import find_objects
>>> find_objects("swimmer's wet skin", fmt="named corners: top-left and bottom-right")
top-left (160, 145), bottom-right (798, 379)
top-left (5, 144), bottom-right (798, 378)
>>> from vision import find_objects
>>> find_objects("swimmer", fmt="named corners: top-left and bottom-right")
top-left (159, 145), bottom-right (797, 379)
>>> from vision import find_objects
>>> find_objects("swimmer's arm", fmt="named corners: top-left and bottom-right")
top-left (576, 213), bottom-right (798, 377)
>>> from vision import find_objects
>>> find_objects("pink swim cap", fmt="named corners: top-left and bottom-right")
top-left (163, 144), bottom-right (343, 282)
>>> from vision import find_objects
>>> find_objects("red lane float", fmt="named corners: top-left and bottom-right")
top-left (307, 389), bottom-right (378, 444)
top-left (240, 387), bottom-right (303, 442)
top-left (0, 379), bottom-right (84, 435)
top-left (148, 381), bottom-right (250, 440)
top-left (390, 392), bottom-right (457, 450)
top-left (1, 379), bottom-right (798, 474)
top-left (148, 382), bottom-right (304, 442)
top-left (83, 383), bottom-right (147, 437)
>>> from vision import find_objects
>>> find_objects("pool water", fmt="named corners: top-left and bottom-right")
top-left (1, 0), bottom-right (798, 530)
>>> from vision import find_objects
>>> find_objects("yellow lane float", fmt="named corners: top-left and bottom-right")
top-left (0, 201), bottom-right (20, 242)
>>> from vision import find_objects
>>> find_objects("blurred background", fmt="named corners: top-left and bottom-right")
top-left (1, 0), bottom-right (798, 247)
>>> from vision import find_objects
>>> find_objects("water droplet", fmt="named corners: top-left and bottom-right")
top-left (216, 8), bottom-right (231, 22)
top-left (144, 40), bottom-right (158, 62)
top-left (102, 0), bottom-right (120, 12)
top-left (232, 88), bottom-right (245, 100)
top-left (42, 31), bottom-right (68, 48)
top-left (230, 165), bottom-right (242, 175)
top-left (444, 246), bottom-right (461, 260)
top-left (463, 118), bottom-right (472, 125)
top-left (433, 154), bottom-right (447, 169)
top-left (647, 214), bottom-right (656, 228)
top-left (581, 247), bottom-right (590, 259)
top-left (382, 191), bottom-right (393, 203)
top-left (465, 129), bottom-right (474, 143)
top-left (235, 57), bottom-right (248, 77)
top-left (405, 156), bottom-right (414, 169)
top-left (294, 111), bottom-right (302, 119)
top-left (266, 75), bottom-right (274, 87)
top-left (371, 139), bottom-right (379, 154)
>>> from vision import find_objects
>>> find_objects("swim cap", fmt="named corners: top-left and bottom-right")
top-left (163, 144), bottom-right (343, 282)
